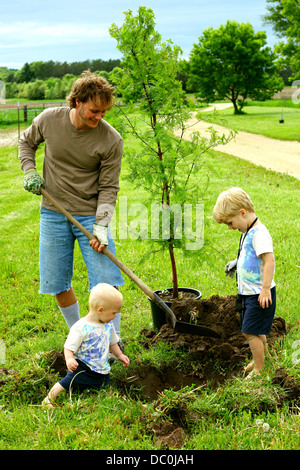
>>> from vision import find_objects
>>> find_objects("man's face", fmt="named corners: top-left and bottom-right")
top-left (75, 97), bottom-right (108, 130)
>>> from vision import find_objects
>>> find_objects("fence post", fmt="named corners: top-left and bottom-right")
top-left (23, 104), bottom-right (27, 122)
top-left (18, 101), bottom-right (20, 141)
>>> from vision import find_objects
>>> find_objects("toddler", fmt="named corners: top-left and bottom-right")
top-left (43, 283), bottom-right (129, 407)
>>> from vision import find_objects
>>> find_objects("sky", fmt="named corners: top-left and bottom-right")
top-left (0, 0), bottom-right (278, 69)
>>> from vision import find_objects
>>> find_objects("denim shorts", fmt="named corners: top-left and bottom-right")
top-left (39, 208), bottom-right (124, 295)
top-left (241, 287), bottom-right (276, 336)
top-left (59, 359), bottom-right (110, 392)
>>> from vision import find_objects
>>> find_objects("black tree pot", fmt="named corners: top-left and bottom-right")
top-left (149, 287), bottom-right (202, 331)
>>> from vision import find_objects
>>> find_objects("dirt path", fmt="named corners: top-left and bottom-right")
top-left (0, 130), bottom-right (20, 147)
top-left (176, 103), bottom-right (300, 180)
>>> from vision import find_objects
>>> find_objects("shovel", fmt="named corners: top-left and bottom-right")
top-left (40, 188), bottom-right (220, 338)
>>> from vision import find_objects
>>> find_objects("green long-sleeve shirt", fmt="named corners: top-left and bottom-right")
top-left (18, 106), bottom-right (123, 224)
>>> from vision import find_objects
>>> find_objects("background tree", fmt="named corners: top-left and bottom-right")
top-left (27, 80), bottom-right (46, 100)
top-left (15, 63), bottom-right (34, 83)
top-left (188, 21), bottom-right (284, 114)
top-left (263, 0), bottom-right (300, 78)
top-left (263, 0), bottom-right (294, 36)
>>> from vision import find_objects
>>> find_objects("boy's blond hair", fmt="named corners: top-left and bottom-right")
top-left (213, 187), bottom-right (255, 224)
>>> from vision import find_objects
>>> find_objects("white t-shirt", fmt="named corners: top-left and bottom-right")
top-left (237, 223), bottom-right (275, 295)
top-left (64, 316), bottom-right (119, 374)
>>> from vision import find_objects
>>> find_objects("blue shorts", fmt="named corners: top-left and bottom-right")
top-left (59, 359), bottom-right (110, 392)
top-left (39, 208), bottom-right (124, 295)
top-left (241, 287), bottom-right (276, 336)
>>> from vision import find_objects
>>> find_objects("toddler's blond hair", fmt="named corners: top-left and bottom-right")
top-left (213, 187), bottom-right (255, 224)
top-left (89, 283), bottom-right (123, 311)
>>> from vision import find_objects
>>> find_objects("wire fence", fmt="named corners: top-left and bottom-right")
top-left (0, 101), bottom-right (68, 141)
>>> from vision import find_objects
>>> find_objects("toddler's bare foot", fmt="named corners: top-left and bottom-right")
top-left (42, 396), bottom-right (55, 409)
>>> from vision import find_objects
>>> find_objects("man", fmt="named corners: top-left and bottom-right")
top-left (18, 71), bottom-right (124, 338)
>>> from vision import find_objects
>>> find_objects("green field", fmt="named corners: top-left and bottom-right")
top-left (0, 100), bottom-right (65, 128)
top-left (202, 103), bottom-right (300, 142)
top-left (0, 108), bottom-right (299, 450)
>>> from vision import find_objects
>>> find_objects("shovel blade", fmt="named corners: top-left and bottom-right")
top-left (152, 292), bottom-right (176, 329)
top-left (174, 321), bottom-right (221, 338)
top-left (153, 293), bottom-right (220, 338)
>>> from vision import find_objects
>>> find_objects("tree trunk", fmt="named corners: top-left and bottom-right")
top-left (169, 242), bottom-right (179, 298)
top-left (232, 99), bottom-right (240, 114)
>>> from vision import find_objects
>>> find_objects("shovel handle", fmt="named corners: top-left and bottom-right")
top-left (40, 188), bottom-right (156, 301)
top-left (40, 188), bottom-right (93, 241)
top-left (39, 190), bottom-right (219, 336)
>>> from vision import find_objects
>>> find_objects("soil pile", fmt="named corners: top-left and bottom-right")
top-left (133, 294), bottom-right (291, 448)
top-left (141, 294), bottom-right (286, 364)
top-left (44, 295), bottom-right (287, 399)
top-left (121, 294), bottom-right (288, 410)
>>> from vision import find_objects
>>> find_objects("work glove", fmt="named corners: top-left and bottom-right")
top-left (93, 224), bottom-right (108, 246)
top-left (23, 169), bottom-right (45, 195)
top-left (225, 259), bottom-right (237, 278)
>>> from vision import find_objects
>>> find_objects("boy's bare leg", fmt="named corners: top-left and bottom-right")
top-left (243, 334), bottom-right (265, 378)
top-left (260, 334), bottom-right (269, 356)
top-left (42, 383), bottom-right (65, 408)
top-left (244, 335), bottom-right (268, 373)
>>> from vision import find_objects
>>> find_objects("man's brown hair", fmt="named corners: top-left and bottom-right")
top-left (67, 70), bottom-right (115, 109)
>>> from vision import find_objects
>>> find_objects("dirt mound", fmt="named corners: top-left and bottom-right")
top-left (150, 422), bottom-right (185, 449)
top-left (121, 364), bottom-right (205, 401)
top-left (128, 294), bottom-right (290, 448)
top-left (141, 295), bottom-right (286, 363)
top-left (45, 295), bottom-right (287, 401)
top-left (272, 368), bottom-right (300, 402)
top-left (45, 350), bottom-right (68, 376)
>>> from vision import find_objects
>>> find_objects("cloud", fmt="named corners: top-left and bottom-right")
top-left (0, 21), bottom-right (110, 49)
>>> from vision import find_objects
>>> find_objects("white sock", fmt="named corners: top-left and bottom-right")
top-left (112, 312), bottom-right (121, 339)
top-left (59, 301), bottom-right (80, 328)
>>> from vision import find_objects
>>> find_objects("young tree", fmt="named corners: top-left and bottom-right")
top-left (109, 7), bottom-right (231, 298)
top-left (188, 21), bottom-right (284, 114)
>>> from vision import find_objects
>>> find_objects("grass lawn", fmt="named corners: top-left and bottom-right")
top-left (202, 104), bottom-right (300, 142)
top-left (0, 112), bottom-right (299, 451)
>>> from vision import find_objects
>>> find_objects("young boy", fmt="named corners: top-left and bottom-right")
top-left (43, 283), bottom-right (130, 407)
top-left (213, 187), bottom-right (276, 379)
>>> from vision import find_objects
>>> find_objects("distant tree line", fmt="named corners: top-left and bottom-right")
top-left (1, 59), bottom-right (121, 82)
top-left (0, 59), bottom-right (121, 100)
